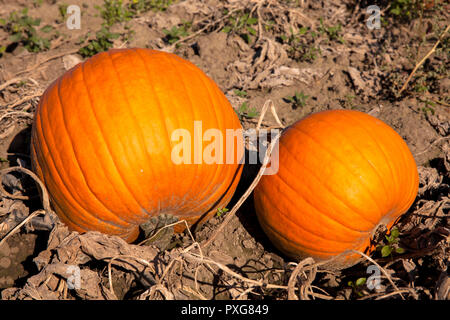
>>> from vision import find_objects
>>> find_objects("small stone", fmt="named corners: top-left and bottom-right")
top-left (0, 257), bottom-right (11, 268)
top-left (0, 276), bottom-right (14, 287)
top-left (0, 242), bottom-right (10, 257)
top-left (439, 78), bottom-right (450, 93)
top-left (62, 54), bottom-right (83, 71)
top-left (242, 239), bottom-right (255, 249)
top-left (10, 246), bottom-right (19, 254)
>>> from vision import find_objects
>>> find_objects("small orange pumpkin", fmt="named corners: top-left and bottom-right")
top-left (31, 48), bottom-right (244, 242)
top-left (254, 110), bottom-right (419, 269)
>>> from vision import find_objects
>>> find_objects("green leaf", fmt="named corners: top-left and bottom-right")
top-left (283, 96), bottom-right (294, 103)
top-left (385, 234), bottom-right (394, 243)
top-left (222, 25), bottom-right (232, 33)
top-left (390, 7), bottom-right (401, 15)
top-left (246, 17), bottom-right (258, 25)
top-left (246, 26), bottom-right (257, 36)
top-left (32, 18), bottom-right (41, 26)
top-left (246, 107), bottom-right (259, 118)
top-left (355, 277), bottom-right (366, 287)
top-left (40, 24), bottom-right (53, 33)
top-left (390, 228), bottom-right (400, 238)
top-left (381, 245), bottom-right (393, 257)
top-left (9, 33), bottom-right (22, 43)
top-left (109, 32), bottom-right (120, 39)
top-left (298, 26), bottom-right (308, 35)
top-left (395, 247), bottom-right (405, 254)
top-left (234, 89), bottom-right (247, 97)
top-left (216, 207), bottom-right (229, 217)
top-left (238, 101), bottom-right (249, 113)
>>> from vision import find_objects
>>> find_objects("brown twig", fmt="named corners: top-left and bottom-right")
top-left (414, 136), bottom-right (450, 157)
top-left (287, 257), bottom-right (317, 300)
top-left (417, 97), bottom-right (450, 108)
top-left (201, 127), bottom-right (281, 249)
top-left (0, 111), bottom-right (34, 123)
top-left (184, 251), bottom-right (287, 290)
top-left (164, 7), bottom-right (242, 51)
top-left (349, 249), bottom-right (405, 300)
top-left (398, 24), bottom-right (449, 95)
top-left (201, 100), bottom-right (284, 249)
top-left (256, 99), bottom-right (285, 131)
top-left (13, 48), bottom-right (80, 77)
top-left (106, 254), bottom-right (157, 299)
top-left (0, 167), bottom-right (50, 208)
top-left (4, 92), bottom-right (42, 109)
top-left (0, 209), bottom-right (44, 249)
top-left (0, 166), bottom-right (52, 248)
top-left (0, 77), bottom-right (27, 92)
top-left (359, 288), bottom-right (415, 300)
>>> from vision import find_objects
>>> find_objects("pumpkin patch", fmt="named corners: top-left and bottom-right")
top-left (0, 0), bottom-right (447, 301)
top-left (254, 110), bottom-right (419, 269)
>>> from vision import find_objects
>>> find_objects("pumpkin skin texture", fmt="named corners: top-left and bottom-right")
top-left (254, 110), bottom-right (419, 269)
top-left (31, 48), bottom-right (244, 242)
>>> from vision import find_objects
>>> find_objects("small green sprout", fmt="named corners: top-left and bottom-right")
top-left (348, 277), bottom-right (367, 297)
top-left (163, 22), bottom-right (191, 45)
top-left (233, 89), bottom-right (248, 98)
top-left (78, 26), bottom-right (120, 57)
top-left (235, 102), bottom-right (259, 119)
top-left (318, 18), bottom-right (344, 44)
top-left (222, 10), bottom-right (258, 44)
top-left (1, 8), bottom-right (53, 53)
top-left (378, 227), bottom-right (405, 258)
top-left (283, 91), bottom-right (309, 109)
top-left (279, 27), bottom-right (321, 62)
top-left (216, 208), bottom-right (229, 217)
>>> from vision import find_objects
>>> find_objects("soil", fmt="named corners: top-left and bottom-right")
top-left (0, 0), bottom-right (449, 300)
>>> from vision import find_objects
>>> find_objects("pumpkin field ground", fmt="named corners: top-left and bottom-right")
top-left (0, 0), bottom-right (449, 300)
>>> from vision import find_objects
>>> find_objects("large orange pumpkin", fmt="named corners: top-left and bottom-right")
top-left (31, 48), bottom-right (244, 242)
top-left (254, 110), bottom-right (419, 269)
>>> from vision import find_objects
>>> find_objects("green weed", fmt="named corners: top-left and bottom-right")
top-left (340, 94), bottom-right (356, 109)
top-left (388, 0), bottom-right (424, 22)
top-left (163, 22), bottom-right (192, 45)
top-left (33, 0), bottom-right (43, 8)
top-left (90, 0), bottom-right (177, 54)
top-left (279, 27), bottom-right (321, 62)
top-left (283, 91), bottom-right (309, 109)
top-left (347, 277), bottom-right (367, 297)
top-left (96, 0), bottom-right (175, 26)
top-left (78, 27), bottom-right (120, 57)
top-left (128, 0), bottom-right (175, 14)
top-left (377, 227), bottom-right (405, 258)
top-left (233, 89), bottom-right (248, 98)
top-left (318, 18), bottom-right (345, 44)
top-left (420, 100), bottom-right (436, 115)
top-left (0, 8), bottom-right (54, 54)
top-left (222, 10), bottom-right (258, 44)
top-left (235, 101), bottom-right (259, 119)
top-left (58, 3), bottom-right (69, 22)
top-left (96, 0), bottom-right (134, 26)
top-left (216, 208), bottom-right (229, 217)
